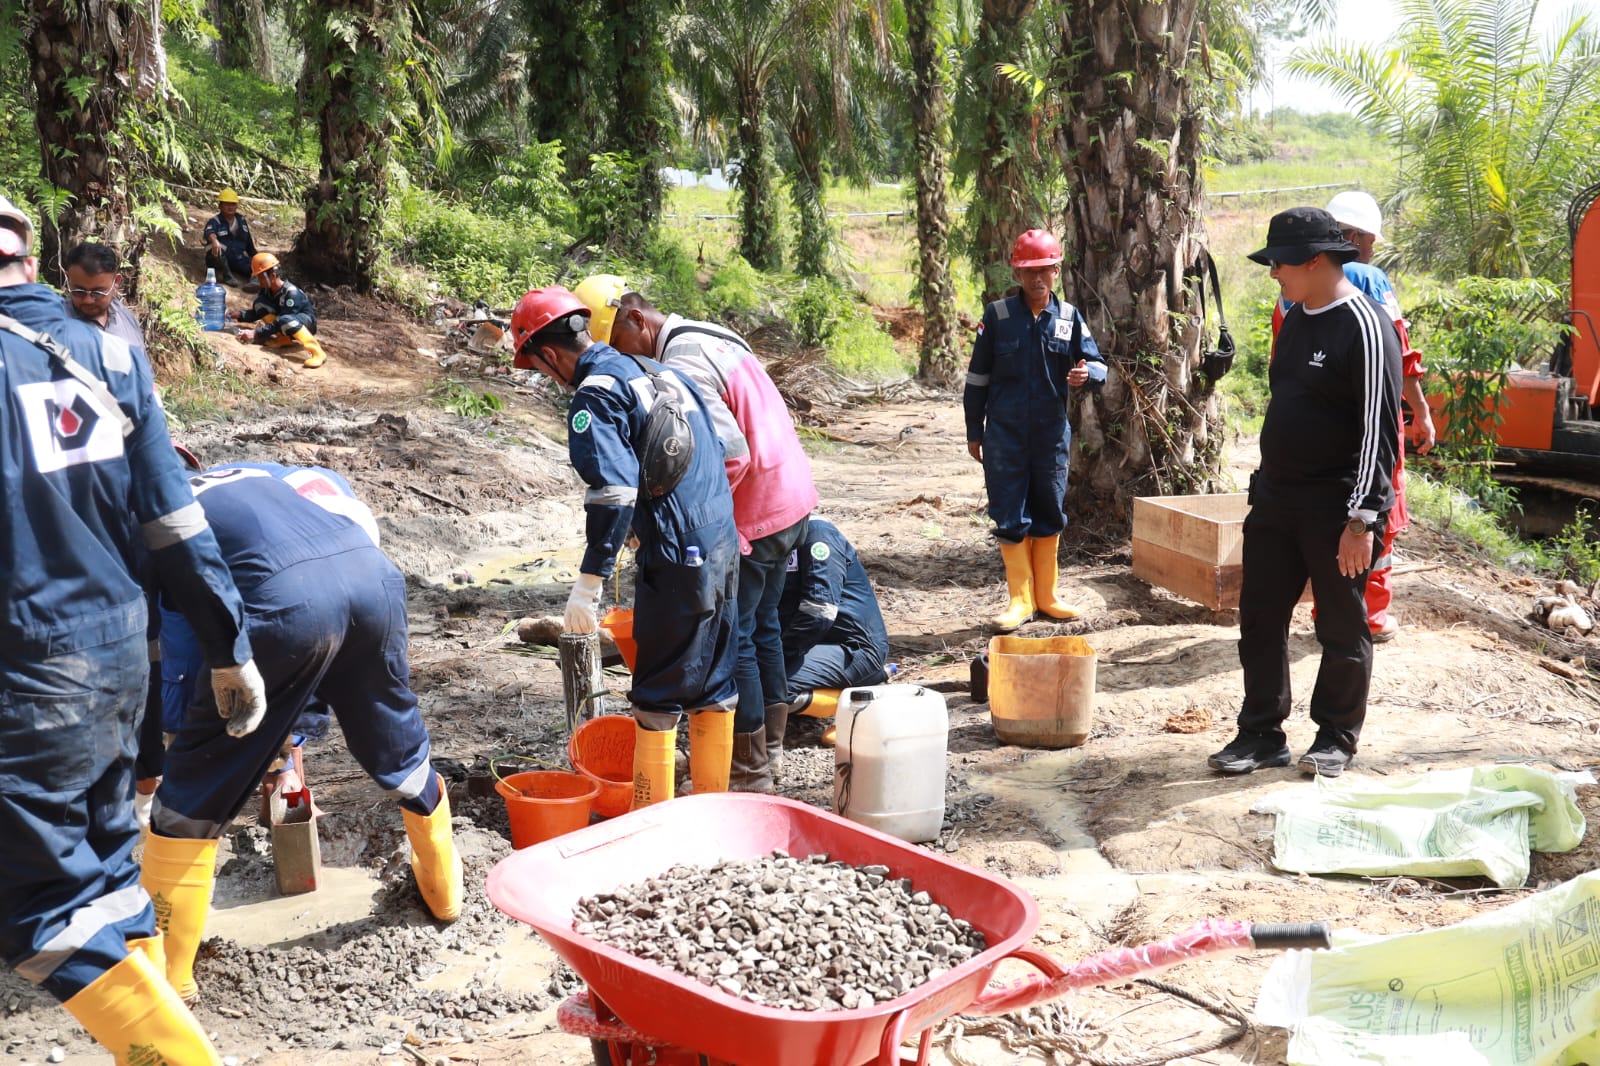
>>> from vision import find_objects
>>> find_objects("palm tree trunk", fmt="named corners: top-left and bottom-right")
top-left (736, 83), bottom-right (782, 271)
top-left (970, 0), bottom-right (1036, 305)
top-left (209, 0), bottom-right (273, 79)
top-left (907, 0), bottom-right (959, 387)
top-left (607, 0), bottom-right (666, 240)
top-left (294, 0), bottom-right (393, 292)
top-left (1054, 0), bottom-right (1221, 517)
top-left (25, 0), bottom-right (154, 287)
top-left (789, 115), bottom-right (828, 278)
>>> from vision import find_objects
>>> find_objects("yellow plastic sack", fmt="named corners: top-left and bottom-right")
top-left (1258, 871), bottom-right (1600, 1066)
top-left (1253, 765), bottom-right (1587, 888)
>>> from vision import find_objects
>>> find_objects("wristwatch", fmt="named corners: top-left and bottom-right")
top-left (1345, 516), bottom-right (1375, 535)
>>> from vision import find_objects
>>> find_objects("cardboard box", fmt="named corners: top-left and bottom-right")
top-left (1132, 493), bottom-right (1248, 611)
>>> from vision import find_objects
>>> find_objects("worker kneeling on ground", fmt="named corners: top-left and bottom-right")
top-left (779, 518), bottom-right (891, 742)
top-left (232, 252), bottom-right (329, 368)
top-left (512, 286), bottom-right (739, 808)
top-left (142, 459), bottom-right (463, 1006)
top-left (963, 229), bottom-right (1106, 631)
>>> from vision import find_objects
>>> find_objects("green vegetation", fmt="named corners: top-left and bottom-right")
top-left (432, 379), bottom-right (507, 419)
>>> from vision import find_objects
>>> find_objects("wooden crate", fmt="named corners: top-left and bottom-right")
top-left (1132, 493), bottom-right (1249, 611)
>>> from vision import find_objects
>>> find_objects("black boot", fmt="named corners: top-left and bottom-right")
top-left (728, 730), bottom-right (772, 793)
top-left (764, 702), bottom-right (790, 784)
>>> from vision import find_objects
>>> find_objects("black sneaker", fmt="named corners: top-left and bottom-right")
top-left (1208, 731), bottom-right (1291, 774)
top-left (1297, 740), bottom-right (1354, 777)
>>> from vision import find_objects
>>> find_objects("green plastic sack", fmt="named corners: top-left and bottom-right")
top-left (1253, 766), bottom-right (1586, 888)
top-left (1258, 871), bottom-right (1600, 1066)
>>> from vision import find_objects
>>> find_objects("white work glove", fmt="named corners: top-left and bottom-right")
top-left (212, 660), bottom-right (268, 737)
top-left (565, 573), bottom-right (604, 634)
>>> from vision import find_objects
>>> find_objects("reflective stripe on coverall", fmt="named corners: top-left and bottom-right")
top-left (566, 343), bottom-right (740, 717)
top-left (962, 292), bottom-right (1107, 543)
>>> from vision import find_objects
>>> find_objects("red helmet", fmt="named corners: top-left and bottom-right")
top-left (1011, 229), bottom-right (1063, 268)
top-left (511, 286), bottom-right (591, 368)
top-left (173, 444), bottom-right (202, 471)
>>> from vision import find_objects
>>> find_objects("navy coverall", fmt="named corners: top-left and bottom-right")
top-left (238, 279), bottom-right (317, 340)
top-left (567, 343), bottom-right (740, 718)
top-left (963, 292), bottom-right (1106, 543)
top-left (779, 519), bottom-right (890, 697)
top-left (0, 282), bottom-right (249, 1000)
top-left (150, 469), bottom-right (443, 839)
top-left (202, 212), bottom-right (257, 280)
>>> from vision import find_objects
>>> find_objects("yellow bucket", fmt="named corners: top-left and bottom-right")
top-left (987, 634), bottom-right (1096, 748)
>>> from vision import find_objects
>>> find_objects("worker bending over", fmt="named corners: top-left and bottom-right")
top-left (964, 229), bottom-right (1106, 630)
top-left (512, 286), bottom-right (739, 807)
top-left (779, 519), bottom-right (891, 741)
top-left (143, 461), bottom-right (462, 1005)
top-left (0, 196), bottom-right (263, 1064)
top-left (232, 252), bottom-right (329, 368)
top-left (575, 275), bottom-right (817, 790)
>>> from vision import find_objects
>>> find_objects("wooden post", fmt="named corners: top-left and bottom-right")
top-left (559, 632), bottom-right (607, 734)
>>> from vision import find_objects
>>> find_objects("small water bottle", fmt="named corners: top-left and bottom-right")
top-left (195, 269), bottom-right (227, 331)
top-left (685, 546), bottom-right (703, 567)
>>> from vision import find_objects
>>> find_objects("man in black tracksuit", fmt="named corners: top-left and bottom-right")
top-left (1210, 207), bottom-right (1402, 778)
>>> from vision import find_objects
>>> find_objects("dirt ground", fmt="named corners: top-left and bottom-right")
top-left (5, 249), bottom-right (1600, 1065)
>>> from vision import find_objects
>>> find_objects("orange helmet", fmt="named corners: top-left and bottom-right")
top-left (250, 252), bottom-right (280, 277)
top-left (511, 287), bottom-right (591, 368)
top-left (1011, 229), bottom-right (1063, 268)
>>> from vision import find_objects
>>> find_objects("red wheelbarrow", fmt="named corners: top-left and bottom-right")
top-left (486, 794), bottom-right (1329, 1066)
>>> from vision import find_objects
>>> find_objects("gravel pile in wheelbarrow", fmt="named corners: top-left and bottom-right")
top-left (573, 850), bottom-right (986, 1011)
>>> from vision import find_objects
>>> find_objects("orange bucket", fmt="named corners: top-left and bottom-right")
top-left (568, 714), bottom-right (636, 818)
top-left (495, 771), bottom-right (599, 849)
top-left (601, 606), bottom-right (638, 671)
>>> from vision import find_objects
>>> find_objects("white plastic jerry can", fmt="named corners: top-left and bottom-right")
top-left (832, 684), bottom-right (948, 843)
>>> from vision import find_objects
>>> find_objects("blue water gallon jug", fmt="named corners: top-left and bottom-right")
top-left (195, 269), bottom-right (226, 331)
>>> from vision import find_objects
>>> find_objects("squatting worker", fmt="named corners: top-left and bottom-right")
top-left (232, 252), bottom-right (329, 368)
top-left (779, 518), bottom-right (891, 745)
top-left (963, 229), bottom-right (1107, 630)
top-left (141, 457), bottom-right (462, 1007)
top-left (0, 195), bottom-right (265, 1064)
top-left (202, 187), bottom-right (258, 286)
top-left (61, 242), bottom-right (145, 351)
top-left (1210, 206), bottom-right (1401, 779)
top-left (575, 275), bottom-right (817, 789)
top-left (512, 286), bottom-right (740, 807)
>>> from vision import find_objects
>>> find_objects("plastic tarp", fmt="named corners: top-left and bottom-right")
top-left (1252, 766), bottom-right (1588, 888)
top-left (1258, 871), bottom-right (1600, 1066)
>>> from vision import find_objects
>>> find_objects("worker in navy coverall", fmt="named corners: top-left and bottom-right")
top-left (142, 466), bottom-right (463, 1008)
top-left (963, 229), bottom-right (1107, 631)
top-left (0, 195), bottom-right (263, 1064)
top-left (779, 519), bottom-right (890, 727)
top-left (511, 286), bottom-right (739, 809)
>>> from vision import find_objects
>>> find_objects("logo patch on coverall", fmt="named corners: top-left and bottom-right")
top-left (1054, 319), bottom-right (1073, 341)
top-left (786, 550), bottom-right (799, 572)
top-left (810, 542), bottom-right (831, 562)
top-left (16, 379), bottom-right (124, 473)
top-left (571, 410), bottom-right (591, 433)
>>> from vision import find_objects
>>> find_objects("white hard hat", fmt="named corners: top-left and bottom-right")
top-left (1326, 191), bottom-right (1383, 242)
top-left (0, 195), bottom-right (34, 254)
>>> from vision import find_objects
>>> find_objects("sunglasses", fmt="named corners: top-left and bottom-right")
top-left (67, 285), bottom-right (118, 298)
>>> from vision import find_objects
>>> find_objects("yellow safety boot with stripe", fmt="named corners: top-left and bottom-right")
top-left (1030, 534), bottom-right (1081, 620)
top-left (138, 834), bottom-right (217, 1004)
top-left (991, 540), bottom-right (1035, 631)
top-left (290, 326), bottom-right (329, 368)
top-left (401, 775), bottom-right (464, 922)
top-left (64, 949), bottom-right (221, 1065)
top-left (688, 709), bottom-right (734, 794)
top-left (632, 721), bottom-right (677, 809)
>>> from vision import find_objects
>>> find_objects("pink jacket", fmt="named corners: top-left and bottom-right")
top-left (654, 315), bottom-right (817, 551)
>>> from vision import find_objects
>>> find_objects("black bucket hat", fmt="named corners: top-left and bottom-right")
top-left (1248, 206), bottom-right (1359, 266)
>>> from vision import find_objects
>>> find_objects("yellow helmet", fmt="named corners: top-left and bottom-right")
top-left (217, 188), bottom-right (240, 204)
top-left (250, 252), bottom-right (280, 277)
top-left (573, 274), bottom-right (629, 344)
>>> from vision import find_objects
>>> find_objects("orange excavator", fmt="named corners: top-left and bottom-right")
top-left (1427, 184), bottom-right (1600, 496)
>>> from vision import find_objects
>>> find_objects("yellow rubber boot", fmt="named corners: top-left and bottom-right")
top-left (632, 722), bottom-right (677, 809)
top-left (64, 950), bottom-right (221, 1065)
top-left (401, 776), bottom-right (464, 922)
top-left (138, 833), bottom-right (217, 1004)
top-left (291, 326), bottom-right (328, 368)
top-left (125, 934), bottom-right (166, 976)
top-left (1030, 534), bottom-right (1080, 620)
top-left (794, 689), bottom-right (841, 718)
top-left (991, 540), bottom-right (1035, 631)
top-left (688, 710), bottom-right (734, 795)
